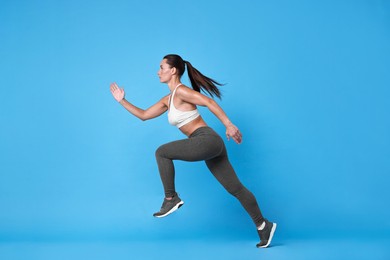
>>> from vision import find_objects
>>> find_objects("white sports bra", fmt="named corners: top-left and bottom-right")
top-left (168, 84), bottom-right (200, 128)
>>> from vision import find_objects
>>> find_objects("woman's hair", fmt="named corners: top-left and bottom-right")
top-left (163, 54), bottom-right (223, 99)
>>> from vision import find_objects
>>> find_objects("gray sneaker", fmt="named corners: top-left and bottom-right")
top-left (256, 219), bottom-right (277, 248)
top-left (153, 194), bottom-right (184, 218)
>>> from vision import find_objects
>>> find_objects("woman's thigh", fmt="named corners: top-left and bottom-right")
top-left (156, 134), bottom-right (224, 162)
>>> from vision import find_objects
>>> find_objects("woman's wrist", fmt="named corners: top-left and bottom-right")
top-left (119, 98), bottom-right (126, 104)
top-left (224, 121), bottom-right (233, 128)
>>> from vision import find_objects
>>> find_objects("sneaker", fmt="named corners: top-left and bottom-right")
top-left (153, 194), bottom-right (184, 218)
top-left (256, 219), bottom-right (277, 248)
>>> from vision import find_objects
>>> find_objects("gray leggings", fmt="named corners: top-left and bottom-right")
top-left (155, 126), bottom-right (264, 227)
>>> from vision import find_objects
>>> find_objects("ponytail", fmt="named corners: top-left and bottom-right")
top-left (163, 54), bottom-right (223, 99)
top-left (184, 60), bottom-right (223, 99)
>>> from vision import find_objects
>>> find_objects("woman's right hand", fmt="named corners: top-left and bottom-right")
top-left (110, 82), bottom-right (125, 102)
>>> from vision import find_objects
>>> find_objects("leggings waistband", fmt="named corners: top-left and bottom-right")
top-left (189, 126), bottom-right (219, 138)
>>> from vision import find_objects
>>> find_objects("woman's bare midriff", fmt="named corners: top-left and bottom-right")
top-left (179, 116), bottom-right (208, 137)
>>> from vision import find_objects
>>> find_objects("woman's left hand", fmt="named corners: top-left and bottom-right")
top-left (226, 124), bottom-right (242, 144)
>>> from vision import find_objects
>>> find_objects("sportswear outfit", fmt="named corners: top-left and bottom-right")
top-left (153, 84), bottom-right (276, 247)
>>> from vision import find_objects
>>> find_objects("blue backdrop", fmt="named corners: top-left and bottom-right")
top-left (1, 0), bottom-right (389, 243)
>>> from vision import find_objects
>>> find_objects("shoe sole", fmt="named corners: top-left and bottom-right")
top-left (154, 200), bottom-right (184, 218)
top-left (259, 223), bottom-right (277, 248)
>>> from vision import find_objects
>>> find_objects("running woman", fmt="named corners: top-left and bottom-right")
top-left (110, 54), bottom-right (276, 248)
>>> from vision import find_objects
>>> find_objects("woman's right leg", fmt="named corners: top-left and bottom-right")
top-left (153, 132), bottom-right (223, 217)
top-left (155, 133), bottom-right (223, 198)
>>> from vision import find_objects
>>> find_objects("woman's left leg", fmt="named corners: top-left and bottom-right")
top-left (205, 145), bottom-right (265, 227)
top-left (204, 133), bottom-right (277, 248)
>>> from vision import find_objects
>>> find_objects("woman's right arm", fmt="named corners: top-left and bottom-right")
top-left (110, 82), bottom-right (168, 121)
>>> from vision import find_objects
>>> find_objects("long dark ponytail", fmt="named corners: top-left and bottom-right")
top-left (163, 54), bottom-right (223, 99)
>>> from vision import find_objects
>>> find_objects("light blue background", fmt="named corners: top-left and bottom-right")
top-left (1, 0), bottom-right (389, 258)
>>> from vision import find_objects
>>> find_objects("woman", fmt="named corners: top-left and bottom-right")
top-left (110, 54), bottom-right (276, 248)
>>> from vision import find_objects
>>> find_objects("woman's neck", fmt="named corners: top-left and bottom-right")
top-left (168, 79), bottom-right (182, 92)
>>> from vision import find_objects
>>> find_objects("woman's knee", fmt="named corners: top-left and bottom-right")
top-left (155, 144), bottom-right (167, 158)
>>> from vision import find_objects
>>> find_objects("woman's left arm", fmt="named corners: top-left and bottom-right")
top-left (176, 87), bottom-right (242, 144)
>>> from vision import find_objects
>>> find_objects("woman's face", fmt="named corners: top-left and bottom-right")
top-left (157, 59), bottom-right (174, 83)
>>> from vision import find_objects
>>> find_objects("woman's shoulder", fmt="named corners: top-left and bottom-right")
top-left (159, 94), bottom-right (171, 106)
top-left (176, 84), bottom-right (194, 96)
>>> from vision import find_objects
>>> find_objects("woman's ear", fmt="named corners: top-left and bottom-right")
top-left (171, 67), bottom-right (177, 75)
